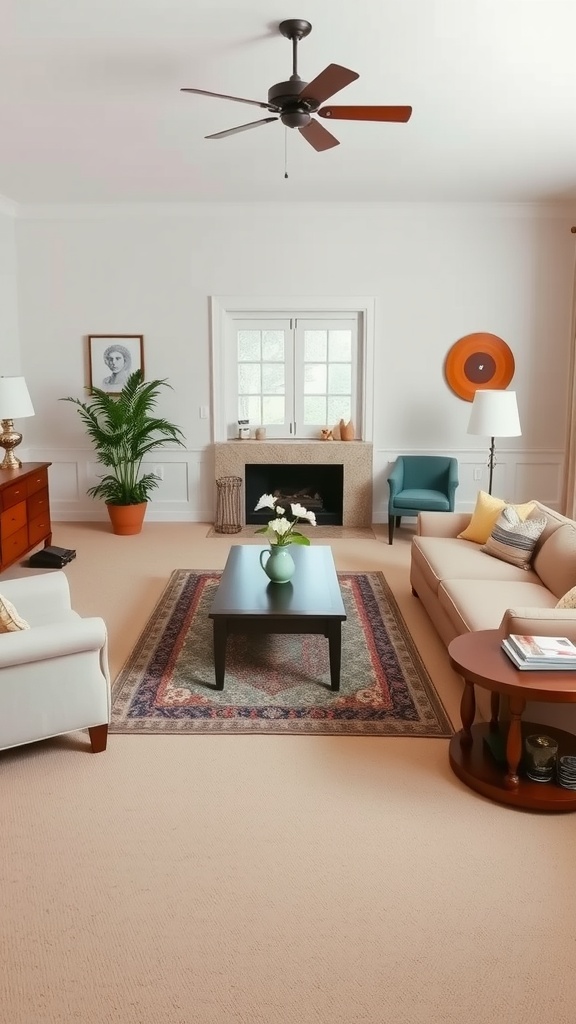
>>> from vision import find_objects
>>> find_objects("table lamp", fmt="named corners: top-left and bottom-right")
top-left (0, 376), bottom-right (35, 470)
top-left (467, 389), bottom-right (521, 495)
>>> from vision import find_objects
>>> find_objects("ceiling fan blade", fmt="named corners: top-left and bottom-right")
top-left (318, 105), bottom-right (413, 123)
top-left (298, 64), bottom-right (359, 106)
top-left (298, 119), bottom-right (340, 152)
top-left (206, 117), bottom-right (278, 140)
top-left (181, 87), bottom-right (277, 111)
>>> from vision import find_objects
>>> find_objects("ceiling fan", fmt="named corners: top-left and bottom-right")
top-left (181, 19), bottom-right (412, 152)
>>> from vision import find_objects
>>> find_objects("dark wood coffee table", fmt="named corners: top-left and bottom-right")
top-left (208, 545), bottom-right (346, 691)
top-left (448, 629), bottom-right (576, 811)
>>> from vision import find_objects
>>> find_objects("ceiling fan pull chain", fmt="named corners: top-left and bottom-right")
top-left (284, 127), bottom-right (289, 179)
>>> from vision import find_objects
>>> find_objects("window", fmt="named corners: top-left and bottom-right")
top-left (211, 296), bottom-right (375, 443)
top-left (224, 313), bottom-right (360, 439)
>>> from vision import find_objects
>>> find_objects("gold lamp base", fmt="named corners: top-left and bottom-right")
top-left (0, 418), bottom-right (23, 470)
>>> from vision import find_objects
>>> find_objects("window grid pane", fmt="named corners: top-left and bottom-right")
top-left (263, 396), bottom-right (285, 424)
top-left (238, 331), bottom-right (261, 361)
top-left (304, 363), bottom-right (327, 395)
top-left (304, 396), bottom-right (327, 424)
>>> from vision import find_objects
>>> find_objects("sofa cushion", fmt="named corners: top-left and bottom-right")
top-left (481, 506), bottom-right (547, 570)
top-left (533, 523), bottom-right (576, 599)
top-left (412, 535), bottom-right (541, 597)
top-left (438, 579), bottom-right (557, 635)
top-left (457, 491), bottom-right (535, 544)
top-left (0, 595), bottom-right (30, 633)
top-left (556, 586), bottom-right (576, 609)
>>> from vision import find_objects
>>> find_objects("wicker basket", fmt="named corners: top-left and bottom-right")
top-left (215, 476), bottom-right (242, 534)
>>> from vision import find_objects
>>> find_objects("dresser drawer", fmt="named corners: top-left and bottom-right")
top-left (0, 463), bottom-right (52, 571)
top-left (1, 500), bottom-right (27, 541)
top-left (0, 525), bottom-right (28, 563)
top-left (0, 480), bottom-right (28, 511)
top-left (28, 513), bottom-right (51, 547)
top-left (28, 487), bottom-right (50, 520)
top-left (26, 469), bottom-right (49, 497)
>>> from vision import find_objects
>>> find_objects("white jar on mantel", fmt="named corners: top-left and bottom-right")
top-left (238, 419), bottom-right (250, 440)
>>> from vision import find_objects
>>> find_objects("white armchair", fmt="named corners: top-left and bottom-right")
top-left (0, 571), bottom-right (111, 753)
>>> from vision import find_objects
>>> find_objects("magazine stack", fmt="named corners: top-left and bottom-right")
top-left (501, 634), bottom-right (576, 671)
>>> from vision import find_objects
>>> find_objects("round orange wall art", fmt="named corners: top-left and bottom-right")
top-left (444, 333), bottom-right (515, 401)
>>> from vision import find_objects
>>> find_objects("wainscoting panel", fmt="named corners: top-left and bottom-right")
top-left (22, 445), bottom-right (565, 523)
top-left (24, 448), bottom-right (214, 522)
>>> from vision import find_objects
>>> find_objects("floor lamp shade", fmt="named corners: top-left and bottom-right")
top-left (467, 389), bottom-right (521, 494)
top-left (0, 376), bottom-right (35, 470)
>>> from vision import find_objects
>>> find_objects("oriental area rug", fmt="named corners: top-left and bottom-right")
top-left (110, 570), bottom-right (453, 737)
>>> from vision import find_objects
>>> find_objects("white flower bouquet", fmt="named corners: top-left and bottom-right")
top-left (254, 493), bottom-right (317, 546)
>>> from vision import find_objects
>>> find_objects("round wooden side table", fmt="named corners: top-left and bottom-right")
top-left (447, 630), bottom-right (576, 811)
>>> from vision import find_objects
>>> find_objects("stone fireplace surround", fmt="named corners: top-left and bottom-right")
top-left (214, 441), bottom-right (373, 527)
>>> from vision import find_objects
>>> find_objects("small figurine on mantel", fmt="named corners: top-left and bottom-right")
top-left (320, 428), bottom-right (334, 441)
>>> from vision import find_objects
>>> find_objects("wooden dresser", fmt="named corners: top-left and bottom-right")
top-left (0, 462), bottom-right (52, 572)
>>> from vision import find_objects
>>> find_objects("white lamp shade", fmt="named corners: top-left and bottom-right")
top-left (0, 376), bottom-right (35, 419)
top-left (467, 389), bottom-right (521, 438)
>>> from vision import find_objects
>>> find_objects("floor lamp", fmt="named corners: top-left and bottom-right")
top-left (467, 389), bottom-right (521, 495)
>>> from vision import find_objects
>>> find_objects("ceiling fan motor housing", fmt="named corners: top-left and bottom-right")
top-left (268, 78), bottom-right (316, 129)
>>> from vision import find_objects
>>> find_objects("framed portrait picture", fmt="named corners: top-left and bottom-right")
top-left (88, 335), bottom-right (144, 394)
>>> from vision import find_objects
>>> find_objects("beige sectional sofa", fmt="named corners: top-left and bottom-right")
top-left (410, 501), bottom-right (576, 727)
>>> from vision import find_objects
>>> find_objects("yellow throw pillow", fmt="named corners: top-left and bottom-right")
top-left (458, 491), bottom-right (536, 545)
top-left (556, 586), bottom-right (576, 609)
top-left (0, 595), bottom-right (30, 633)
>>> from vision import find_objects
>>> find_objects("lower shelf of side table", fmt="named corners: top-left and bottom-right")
top-left (449, 721), bottom-right (576, 812)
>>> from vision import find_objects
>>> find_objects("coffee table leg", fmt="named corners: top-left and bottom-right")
top-left (212, 619), bottom-right (227, 690)
top-left (504, 694), bottom-right (526, 789)
top-left (328, 622), bottom-right (342, 691)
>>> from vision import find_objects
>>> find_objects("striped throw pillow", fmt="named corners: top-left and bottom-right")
top-left (481, 506), bottom-right (547, 570)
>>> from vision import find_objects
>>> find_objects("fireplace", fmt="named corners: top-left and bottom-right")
top-left (214, 441), bottom-right (373, 528)
top-left (245, 463), bottom-right (344, 526)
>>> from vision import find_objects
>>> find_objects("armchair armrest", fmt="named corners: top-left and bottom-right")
top-left (0, 618), bottom-right (108, 669)
top-left (499, 608), bottom-right (576, 643)
top-left (447, 460), bottom-right (459, 504)
top-left (387, 460), bottom-right (404, 500)
top-left (1, 571), bottom-right (72, 620)
top-left (417, 511), bottom-right (472, 538)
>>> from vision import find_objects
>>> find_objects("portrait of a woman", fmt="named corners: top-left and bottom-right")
top-left (88, 335), bottom-right (144, 393)
top-left (102, 344), bottom-right (132, 391)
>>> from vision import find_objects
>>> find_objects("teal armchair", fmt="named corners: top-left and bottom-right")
top-left (387, 456), bottom-right (459, 544)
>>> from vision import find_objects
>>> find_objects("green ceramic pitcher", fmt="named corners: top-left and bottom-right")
top-left (259, 545), bottom-right (295, 584)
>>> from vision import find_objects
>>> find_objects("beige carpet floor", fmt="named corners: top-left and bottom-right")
top-left (2, 521), bottom-right (576, 1024)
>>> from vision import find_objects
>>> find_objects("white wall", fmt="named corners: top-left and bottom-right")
top-left (0, 197), bottom-right (21, 374)
top-left (14, 200), bottom-right (576, 521)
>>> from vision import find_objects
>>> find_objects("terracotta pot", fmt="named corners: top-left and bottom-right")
top-left (106, 502), bottom-right (147, 535)
top-left (339, 419), bottom-right (355, 441)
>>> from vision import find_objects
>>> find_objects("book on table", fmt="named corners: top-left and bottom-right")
top-left (501, 635), bottom-right (576, 671)
top-left (508, 634), bottom-right (576, 661)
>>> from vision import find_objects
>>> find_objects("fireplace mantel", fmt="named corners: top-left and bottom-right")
top-left (214, 441), bottom-right (373, 527)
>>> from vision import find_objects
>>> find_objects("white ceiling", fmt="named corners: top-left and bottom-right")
top-left (2, 0), bottom-right (576, 205)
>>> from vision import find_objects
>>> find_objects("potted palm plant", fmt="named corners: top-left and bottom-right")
top-left (61, 370), bottom-right (185, 534)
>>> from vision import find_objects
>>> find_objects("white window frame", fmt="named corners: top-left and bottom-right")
top-left (211, 295), bottom-right (375, 443)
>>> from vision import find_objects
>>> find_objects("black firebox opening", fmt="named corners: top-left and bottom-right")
top-left (245, 464), bottom-right (344, 526)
